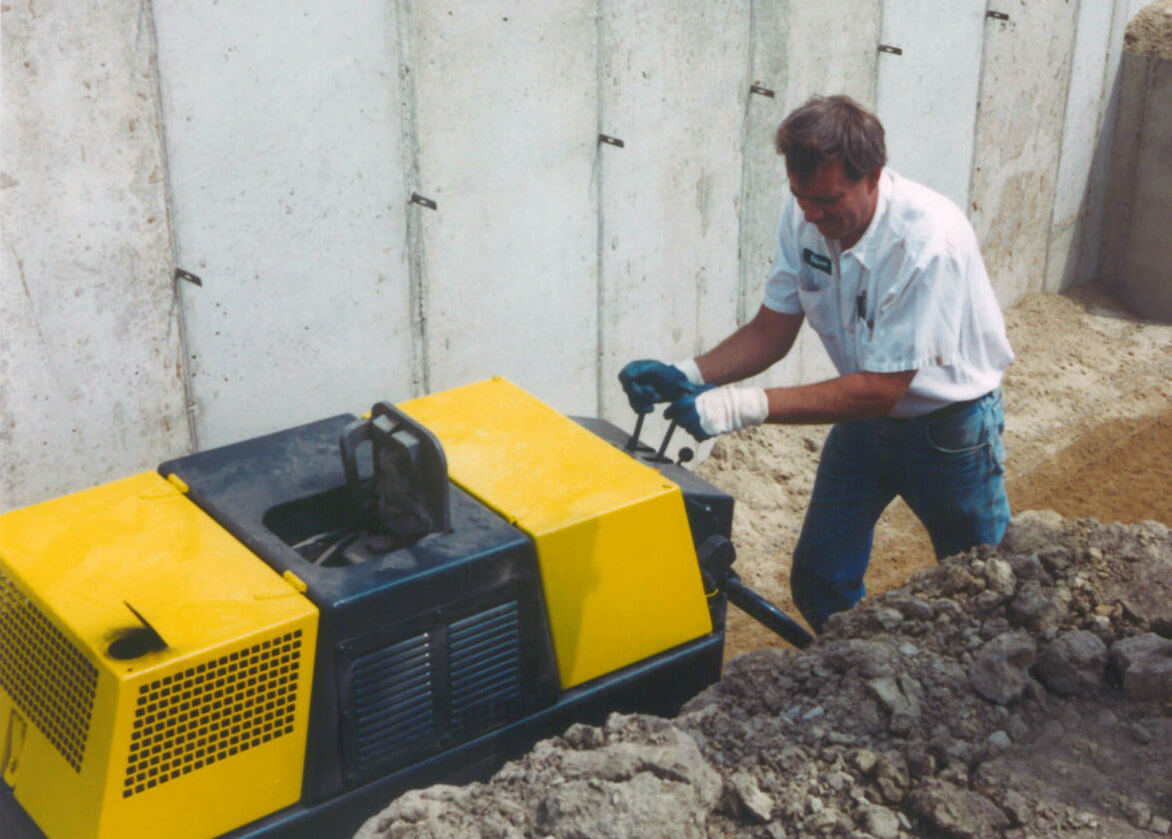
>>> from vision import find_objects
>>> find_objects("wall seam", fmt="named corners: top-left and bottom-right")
top-left (1085, 0), bottom-right (1126, 284)
top-left (593, 0), bottom-right (606, 418)
top-left (142, 0), bottom-right (199, 453)
top-left (395, 0), bottom-right (429, 397)
top-left (1041, 0), bottom-right (1086, 294)
top-left (965, 1), bottom-right (994, 225)
top-left (735, 0), bottom-right (757, 329)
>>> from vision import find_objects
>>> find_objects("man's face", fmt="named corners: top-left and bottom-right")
top-left (789, 159), bottom-right (881, 250)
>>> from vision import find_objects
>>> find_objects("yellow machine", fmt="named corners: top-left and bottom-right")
top-left (0, 474), bottom-right (318, 839)
top-left (1, 378), bottom-right (807, 839)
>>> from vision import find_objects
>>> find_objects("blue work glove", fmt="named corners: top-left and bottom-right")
top-left (618, 359), bottom-right (697, 414)
top-left (665, 386), bottom-right (770, 442)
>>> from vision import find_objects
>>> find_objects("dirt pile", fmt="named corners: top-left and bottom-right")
top-left (357, 513), bottom-right (1172, 839)
top-left (1126, 0), bottom-right (1172, 61)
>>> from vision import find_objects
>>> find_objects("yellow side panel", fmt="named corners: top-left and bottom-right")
top-left (399, 378), bottom-right (711, 688)
top-left (0, 473), bottom-right (318, 839)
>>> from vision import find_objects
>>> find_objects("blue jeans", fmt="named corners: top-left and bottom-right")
top-left (790, 389), bottom-right (1010, 633)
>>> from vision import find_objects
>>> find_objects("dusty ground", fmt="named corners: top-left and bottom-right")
top-left (706, 283), bottom-right (1172, 661)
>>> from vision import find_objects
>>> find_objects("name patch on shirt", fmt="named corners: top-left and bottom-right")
top-left (802, 248), bottom-right (832, 275)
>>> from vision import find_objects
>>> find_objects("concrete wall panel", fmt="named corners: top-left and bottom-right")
top-left (0, 1), bottom-right (189, 510)
top-left (970, 2), bottom-right (1079, 306)
top-left (1045, 0), bottom-right (1117, 293)
top-left (596, 0), bottom-right (749, 430)
top-left (152, 0), bottom-right (414, 448)
top-left (1092, 0), bottom-right (1156, 287)
top-left (408, 2), bottom-right (599, 417)
top-left (1104, 53), bottom-right (1172, 320)
top-left (739, 0), bottom-right (882, 392)
top-left (875, 0), bottom-right (986, 209)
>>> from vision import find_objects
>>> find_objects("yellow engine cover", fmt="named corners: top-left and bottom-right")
top-left (399, 378), bottom-right (712, 689)
top-left (0, 473), bottom-right (318, 839)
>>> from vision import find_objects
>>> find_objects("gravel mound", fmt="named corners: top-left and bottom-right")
top-left (357, 512), bottom-right (1172, 839)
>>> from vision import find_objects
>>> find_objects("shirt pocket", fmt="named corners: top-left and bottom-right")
top-left (796, 272), bottom-right (836, 335)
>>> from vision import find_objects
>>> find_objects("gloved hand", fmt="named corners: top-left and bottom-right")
top-left (618, 359), bottom-right (703, 414)
top-left (665, 386), bottom-right (769, 441)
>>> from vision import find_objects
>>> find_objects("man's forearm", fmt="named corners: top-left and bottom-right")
top-left (694, 307), bottom-right (804, 385)
top-left (764, 370), bottom-right (916, 424)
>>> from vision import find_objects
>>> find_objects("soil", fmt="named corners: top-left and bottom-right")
top-left (1126, 0), bottom-right (1172, 61)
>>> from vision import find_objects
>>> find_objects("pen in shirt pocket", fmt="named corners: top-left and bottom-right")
top-left (856, 291), bottom-right (873, 330)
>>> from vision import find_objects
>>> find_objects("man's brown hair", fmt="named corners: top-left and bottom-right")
top-left (774, 95), bottom-right (886, 182)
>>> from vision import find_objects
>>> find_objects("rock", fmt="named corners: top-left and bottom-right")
top-left (987, 730), bottom-right (1012, 751)
top-left (860, 803), bottom-right (901, 839)
top-left (355, 785), bottom-right (509, 839)
top-left (1008, 579), bottom-right (1069, 634)
top-left (884, 593), bottom-right (936, 622)
top-left (874, 754), bottom-right (910, 803)
top-left (866, 676), bottom-right (913, 717)
top-left (1001, 510), bottom-right (1066, 555)
top-left (823, 639), bottom-right (897, 678)
top-left (1111, 633), bottom-right (1172, 702)
top-left (536, 772), bottom-right (710, 839)
top-left (1033, 630), bottom-right (1109, 696)
top-left (909, 780), bottom-right (1010, 838)
top-left (852, 748), bottom-right (879, 775)
top-left (727, 771), bottom-right (774, 823)
top-left (1127, 799), bottom-right (1153, 829)
top-left (984, 557), bottom-right (1017, 596)
top-left (968, 632), bottom-right (1037, 704)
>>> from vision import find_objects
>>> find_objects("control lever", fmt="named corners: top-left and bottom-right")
top-left (697, 534), bottom-right (814, 649)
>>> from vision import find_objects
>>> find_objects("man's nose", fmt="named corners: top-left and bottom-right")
top-left (799, 200), bottom-right (822, 223)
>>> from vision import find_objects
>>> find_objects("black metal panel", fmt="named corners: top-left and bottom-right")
top-left (159, 416), bottom-right (560, 804)
top-left (448, 602), bottom-right (522, 737)
top-left (349, 633), bottom-right (435, 776)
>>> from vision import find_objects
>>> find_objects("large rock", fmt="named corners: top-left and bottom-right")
top-left (1111, 633), bottom-right (1172, 702)
top-left (909, 780), bottom-right (1010, 838)
top-left (968, 632), bottom-right (1037, 704)
top-left (1001, 510), bottom-right (1066, 555)
top-left (1033, 630), bottom-right (1109, 696)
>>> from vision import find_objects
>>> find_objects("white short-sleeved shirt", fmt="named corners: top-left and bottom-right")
top-left (763, 168), bottom-right (1014, 418)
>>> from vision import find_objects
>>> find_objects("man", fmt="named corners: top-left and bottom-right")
top-left (619, 95), bottom-right (1013, 634)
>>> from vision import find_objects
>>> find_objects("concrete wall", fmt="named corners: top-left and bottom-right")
top-left (0, 0), bottom-right (189, 509)
top-left (151, 0), bottom-right (416, 448)
top-left (1102, 50), bottom-right (1172, 321)
top-left (0, 0), bottom-right (1154, 509)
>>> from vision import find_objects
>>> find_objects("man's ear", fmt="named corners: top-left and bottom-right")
top-left (865, 167), bottom-right (883, 193)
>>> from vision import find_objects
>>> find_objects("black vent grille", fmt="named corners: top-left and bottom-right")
top-left (351, 634), bottom-right (435, 775)
top-left (449, 602), bottom-right (521, 736)
top-left (0, 567), bottom-right (97, 772)
top-left (123, 630), bottom-right (304, 799)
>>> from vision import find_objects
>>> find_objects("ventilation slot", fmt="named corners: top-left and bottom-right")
top-left (351, 634), bottom-right (435, 775)
top-left (0, 568), bottom-right (97, 772)
top-left (122, 630), bottom-right (304, 799)
top-left (449, 602), bottom-right (521, 737)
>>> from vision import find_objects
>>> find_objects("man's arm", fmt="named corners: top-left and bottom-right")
top-left (694, 305), bottom-right (804, 385)
top-left (666, 361), bottom-right (917, 441)
top-left (764, 369), bottom-right (917, 425)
